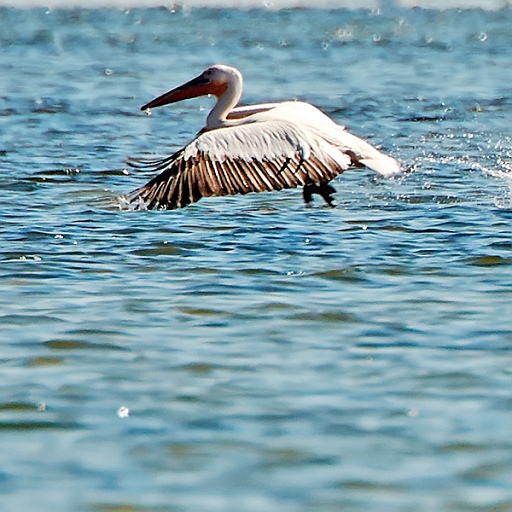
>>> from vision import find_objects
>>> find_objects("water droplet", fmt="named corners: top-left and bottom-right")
top-left (20, 255), bottom-right (42, 262)
top-left (117, 406), bottom-right (129, 418)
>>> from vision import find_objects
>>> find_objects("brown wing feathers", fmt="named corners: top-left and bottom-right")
top-left (122, 141), bottom-right (345, 210)
top-left (123, 151), bottom-right (344, 210)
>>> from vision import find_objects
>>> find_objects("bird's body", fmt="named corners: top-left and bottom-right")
top-left (120, 65), bottom-right (399, 210)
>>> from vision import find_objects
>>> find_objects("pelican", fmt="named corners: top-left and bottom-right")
top-left (120, 64), bottom-right (400, 210)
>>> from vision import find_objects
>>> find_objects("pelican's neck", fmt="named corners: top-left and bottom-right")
top-left (206, 74), bottom-right (243, 130)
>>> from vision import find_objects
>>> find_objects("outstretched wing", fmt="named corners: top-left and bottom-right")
top-left (120, 118), bottom-right (352, 210)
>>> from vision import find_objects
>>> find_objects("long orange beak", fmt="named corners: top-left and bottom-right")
top-left (141, 73), bottom-right (213, 111)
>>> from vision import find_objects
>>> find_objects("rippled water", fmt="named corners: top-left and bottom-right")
top-left (1, 5), bottom-right (512, 512)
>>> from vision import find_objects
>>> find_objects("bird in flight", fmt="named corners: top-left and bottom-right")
top-left (120, 64), bottom-right (400, 210)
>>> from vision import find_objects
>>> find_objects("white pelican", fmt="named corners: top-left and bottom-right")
top-left (121, 64), bottom-right (400, 210)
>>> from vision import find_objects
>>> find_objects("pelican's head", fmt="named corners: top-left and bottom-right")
top-left (140, 65), bottom-right (243, 111)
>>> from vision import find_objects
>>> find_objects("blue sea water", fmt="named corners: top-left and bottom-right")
top-left (1, 4), bottom-right (512, 512)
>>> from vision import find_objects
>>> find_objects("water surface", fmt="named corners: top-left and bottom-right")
top-left (1, 6), bottom-right (512, 512)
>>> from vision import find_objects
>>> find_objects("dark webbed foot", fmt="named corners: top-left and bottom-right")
top-left (302, 182), bottom-right (336, 207)
top-left (318, 182), bottom-right (336, 207)
top-left (303, 183), bottom-right (315, 204)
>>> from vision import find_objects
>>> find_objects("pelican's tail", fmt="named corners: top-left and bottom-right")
top-left (335, 129), bottom-right (401, 177)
